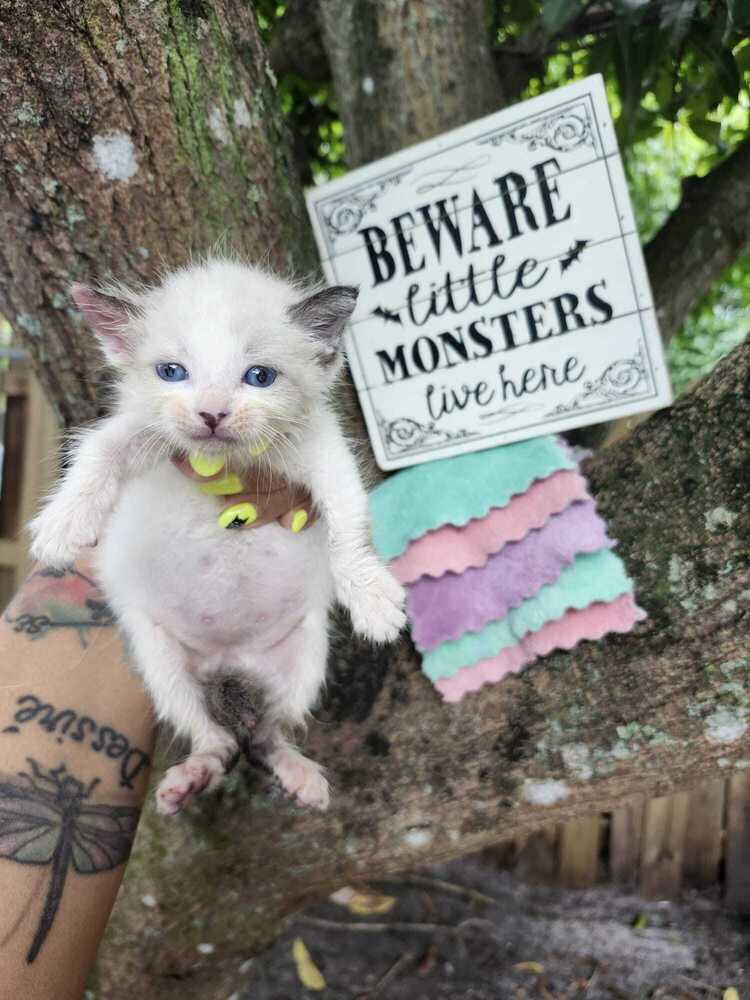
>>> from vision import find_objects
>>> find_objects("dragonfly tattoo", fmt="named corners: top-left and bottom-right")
top-left (0, 758), bottom-right (140, 963)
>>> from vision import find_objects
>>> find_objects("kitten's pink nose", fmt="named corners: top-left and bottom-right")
top-left (199, 411), bottom-right (228, 431)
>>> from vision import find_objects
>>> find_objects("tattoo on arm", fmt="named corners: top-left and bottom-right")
top-left (4, 568), bottom-right (115, 648)
top-left (2, 695), bottom-right (151, 790)
top-left (0, 757), bottom-right (140, 964)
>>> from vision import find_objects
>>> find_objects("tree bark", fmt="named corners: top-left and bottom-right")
top-left (645, 135), bottom-right (750, 344)
top-left (0, 0), bottom-right (317, 428)
top-left (317, 0), bottom-right (505, 167)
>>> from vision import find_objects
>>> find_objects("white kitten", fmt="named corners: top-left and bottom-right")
top-left (29, 257), bottom-right (406, 815)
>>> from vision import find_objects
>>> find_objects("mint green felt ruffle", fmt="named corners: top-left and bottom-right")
top-left (369, 436), bottom-right (575, 561)
top-left (421, 549), bottom-right (633, 681)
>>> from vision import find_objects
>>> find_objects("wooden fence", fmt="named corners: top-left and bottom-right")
top-left (0, 361), bottom-right (59, 608)
top-left (1, 364), bottom-right (749, 907)
top-left (498, 779), bottom-right (750, 907)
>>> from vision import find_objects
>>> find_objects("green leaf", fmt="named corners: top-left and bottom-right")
top-left (542, 0), bottom-right (581, 35)
top-left (509, 0), bottom-right (539, 26)
top-left (728, 0), bottom-right (750, 32)
top-left (735, 41), bottom-right (750, 78)
top-left (653, 66), bottom-right (675, 112)
top-left (661, 0), bottom-right (698, 45)
top-left (585, 37), bottom-right (615, 80)
top-left (690, 32), bottom-right (742, 99)
top-left (613, 20), bottom-right (644, 147)
top-left (689, 116), bottom-right (722, 146)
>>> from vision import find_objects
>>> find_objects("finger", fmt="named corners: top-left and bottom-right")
top-left (278, 504), bottom-right (320, 532)
top-left (171, 452), bottom-right (229, 483)
top-left (215, 488), bottom-right (299, 530)
top-left (216, 496), bottom-right (278, 530)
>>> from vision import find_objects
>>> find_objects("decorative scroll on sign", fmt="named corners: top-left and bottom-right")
top-left (306, 75), bottom-right (672, 470)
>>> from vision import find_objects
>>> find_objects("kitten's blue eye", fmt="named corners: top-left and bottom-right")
top-left (156, 363), bottom-right (188, 382)
top-left (244, 365), bottom-right (277, 388)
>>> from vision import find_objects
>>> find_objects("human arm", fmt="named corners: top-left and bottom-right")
top-left (0, 559), bottom-right (155, 999)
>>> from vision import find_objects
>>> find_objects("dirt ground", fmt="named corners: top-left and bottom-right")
top-left (238, 858), bottom-right (750, 999)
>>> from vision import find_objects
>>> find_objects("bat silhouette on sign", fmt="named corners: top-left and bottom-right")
top-left (559, 239), bottom-right (590, 273)
top-left (372, 305), bottom-right (402, 325)
top-left (0, 758), bottom-right (139, 963)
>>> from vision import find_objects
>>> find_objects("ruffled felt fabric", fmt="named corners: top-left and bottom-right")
top-left (421, 548), bottom-right (633, 680)
top-left (433, 594), bottom-right (646, 702)
top-left (408, 499), bottom-right (614, 649)
top-left (369, 436), bottom-right (575, 561)
top-left (389, 469), bottom-right (589, 584)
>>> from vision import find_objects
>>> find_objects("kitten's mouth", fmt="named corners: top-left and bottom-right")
top-left (188, 430), bottom-right (238, 445)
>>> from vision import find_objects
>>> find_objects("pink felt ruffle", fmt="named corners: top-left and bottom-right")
top-left (408, 499), bottom-right (613, 650)
top-left (433, 593), bottom-right (646, 702)
top-left (389, 470), bottom-right (589, 584)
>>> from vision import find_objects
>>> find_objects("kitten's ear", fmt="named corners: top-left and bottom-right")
top-left (70, 284), bottom-right (137, 363)
top-left (288, 285), bottom-right (358, 363)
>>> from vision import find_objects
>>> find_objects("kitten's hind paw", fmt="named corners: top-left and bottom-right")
top-left (155, 752), bottom-right (227, 816)
top-left (268, 747), bottom-right (330, 811)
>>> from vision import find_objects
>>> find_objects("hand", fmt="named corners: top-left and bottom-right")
top-left (172, 453), bottom-right (320, 532)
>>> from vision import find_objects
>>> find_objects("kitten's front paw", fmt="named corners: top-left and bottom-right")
top-left (268, 747), bottom-right (330, 811)
top-left (343, 562), bottom-right (407, 643)
top-left (29, 506), bottom-right (99, 569)
top-left (156, 752), bottom-right (227, 816)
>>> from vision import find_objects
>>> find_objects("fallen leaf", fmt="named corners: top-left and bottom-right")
top-left (329, 886), bottom-right (396, 915)
top-left (329, 887), bottom-right (355, 905)
top-left (724, 989), bottom-right (740, 1000)
top-left (347, 890), bottom-right (397, 916)
top-left (514, 961), bottom-right (545, 974)
top-left (632, 913), bottom-right (648, 931)
top-left (292, 937), bottom-right (326, 991)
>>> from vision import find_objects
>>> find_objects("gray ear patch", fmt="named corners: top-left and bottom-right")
top-left (288, 285), bottom-right (358, 362)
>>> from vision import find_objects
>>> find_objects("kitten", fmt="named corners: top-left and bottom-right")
top-left (29, 257), bottom-right (406, 815)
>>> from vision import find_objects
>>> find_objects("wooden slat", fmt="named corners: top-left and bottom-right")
top-left (725, 773), bottom-right (750, 912)
top-left (0, 370), bottom-right (29, 398)
top-left (610, 796), bottom-right (645, 884)
top-left (682, 780), bottom-right (725, 889)
top-left (639, 792), bottom-right (690, 900)
top-left (0, 392), bottom-right (27, 539)
top-left (0, 566), bottom-right (15, 614)
top-left (558, 815), bottom-right (601, 889)
top-left (0, 538), bottom-right (21, 567)
top-left (14, 375), bottom-right (59, 585)
top-left (514, 826), bottom-right (559, 885)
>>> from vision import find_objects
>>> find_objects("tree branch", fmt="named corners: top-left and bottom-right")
top-left (645, 136), bottom-right (750, 344)
top-left (99, 333), bottom-right (750, 998)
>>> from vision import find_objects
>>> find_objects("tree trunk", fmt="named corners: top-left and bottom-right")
top-left (2, 4), bottom-right (750, 998)
top-left (317, 0), bottom-right (504, 167)
top-left (0, 0), bottom-right (317, 428)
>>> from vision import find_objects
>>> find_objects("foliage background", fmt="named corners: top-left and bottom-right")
top-left (259, 0), bottom-right (750, 396)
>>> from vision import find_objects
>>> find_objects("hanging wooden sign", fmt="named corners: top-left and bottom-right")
top-left (306, 75), bottom-right (672, 470)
